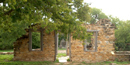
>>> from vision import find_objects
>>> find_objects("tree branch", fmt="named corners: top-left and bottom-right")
top-left (4, 9), bottom-right (14, 15)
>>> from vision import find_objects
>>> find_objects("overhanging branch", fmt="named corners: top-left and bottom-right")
top-left (4, 9), bottom-right (14, 15)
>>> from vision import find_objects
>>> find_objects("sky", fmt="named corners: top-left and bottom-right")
top-left (84, 0), bottom-right (130, 21)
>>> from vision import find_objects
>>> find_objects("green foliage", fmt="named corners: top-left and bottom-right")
top-left (0, 32), bottom-right (41, 50)
top-left (90, 8), bottom-right (108, 24)
top-left (0, 43), bottom-right (13, 50)
top-left (82, 43), bottom-right (85, 45)
top-left (73, 0), bottom-right (83, 8)
top-left (88, 8), bottom-right (130, 51)
top-left (115, 20), bottom-right (130, 51)
top-left (0, 50), bottom-right (13, 52)
top-left (54, 59), bottom-right (59, 63)
top-left (77, 3), bottom-right (91, 22)
top-left (86, 32), bottom-right (93, 43)
top-left (106, 15), bottom-right (130, 51)
top-left (67, 58), bottom-right (70, 61)
top-left (108, 15), bottom-right (123, 27)
top-left (32, 32), bottom-right (40, 49)
top-left (0, 0), bottom-right (91, 47)
top-left (72, 23), bottom-right (89, 40)
top-left (58, 34), bottom-right (67, 46)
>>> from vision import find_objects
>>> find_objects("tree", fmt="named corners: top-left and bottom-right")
top-left (32, 32), bottom-right (41, 49)
top-left (115, 20), bottom-right (130, 51)
top-left (108, 15), bottom-right (122, 26)
top-left (90, 8), bottom-right (108, 24)
top-left (0, 0), bottom-right (91, 49)
top-left (58, 33), bottom-right (67, 46)
top-left (77, 3), bottom-right (91, 22)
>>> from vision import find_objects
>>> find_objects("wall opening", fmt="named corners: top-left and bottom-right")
top-left (56, 33), bottom-right (70, 62)
top-left (32, 32), bottom-right (41, 50)
top-left (84, 30), bottom-right (98, 52)
top-left (29, 29), bottom-right (43, 51)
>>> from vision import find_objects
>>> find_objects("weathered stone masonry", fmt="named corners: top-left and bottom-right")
top-left (70, 19), bottom-right (116, 62)
top-left (14, 26), bottom-right (55, 61)
top-left (13, 19), bottom-right (130, 62)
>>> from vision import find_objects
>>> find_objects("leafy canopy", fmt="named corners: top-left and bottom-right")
top-left (90, 8), bottom-right (108, 24)
top-left (0, 0), bottom-right (91, 45)
top-left (115, 20), bottom-right (130, 51)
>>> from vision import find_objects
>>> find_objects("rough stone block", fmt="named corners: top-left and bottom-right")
top-left (14, 28), bottom-right (55, 61)
top-left (70, 19), bottom-right (116, 62)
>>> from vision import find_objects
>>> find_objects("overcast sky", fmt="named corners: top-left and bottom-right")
top-left (84, 0), bottom-right (130, 21)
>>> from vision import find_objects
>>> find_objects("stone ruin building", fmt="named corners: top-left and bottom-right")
top-left (13, 25), bottom-right (58, 61)
top-left (70, 19), bottom-right (116, 62)
top-left (14, 19), bottom-right (130, 62)
top-left (70, 19), bottom-right (130, 62)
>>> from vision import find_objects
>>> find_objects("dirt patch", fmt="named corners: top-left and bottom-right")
top-left (58, 50), bottom-right (66, 53)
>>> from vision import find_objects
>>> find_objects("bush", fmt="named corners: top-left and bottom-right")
top-left (32, 32), bottom-right (41, 49)
top-left (0, 32), bottom-right (41, 50)
top-left (0, 43), bottom-right (13, 50)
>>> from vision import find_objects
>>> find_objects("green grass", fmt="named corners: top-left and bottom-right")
top-left (0, 55), bottom-right (14, 62)
top-left (58, 48), bottom-right (66, 50)
top-left (104, 61), bottom-right (130, 64)
top-left (0, 55), bottom-right (53, 65)
top-left (57, 53), bottom-right (66, 57)
top-left (0, 61), bottom-right (53, 65)
top-left (0, 50), bottom-right (13, 52)
top-left (54, 59), bottom-right (59, 63)
top-left (80, 61), bottom-right (130, 65)
top-left (0, 55), bottom-right (130, 65)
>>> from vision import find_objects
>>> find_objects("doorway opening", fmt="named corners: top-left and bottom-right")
top-left (56, 33), bottom-right (70, 62)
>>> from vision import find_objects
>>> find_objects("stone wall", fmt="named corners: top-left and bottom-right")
top-left (70, 19), bottom-right (116, 62)
top-left (14, 26), bottom-right (55, 61)
top-left (114, 51), bottom-right (130, 61)
top-left (115, 55), bottom-right (130, 61)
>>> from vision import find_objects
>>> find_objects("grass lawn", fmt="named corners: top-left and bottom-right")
top-left (0, 55), bottom-right (54, 65)
top-left (0, 61), bottom-right (54, 65)
top-left (0, 54), bottom-right (130, 65)
top-left (0, 50), bottom-right (13, 52)
top-left (57, 53), bottom-right (66, 57)
top-left (0, 55), bottom-right (13, 62)
top-left (58, 48), bottom-right (66, 50)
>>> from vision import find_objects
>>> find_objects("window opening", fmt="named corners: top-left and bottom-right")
top-left (84, 30), bottom-right (98, 52)
top-left (29, 29), bottom-right (43, 51)
top-left (32, 32), bottom-right (41, 50)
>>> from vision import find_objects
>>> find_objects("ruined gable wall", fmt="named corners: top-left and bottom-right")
top-left (71, 19), bottom-right (115, 62)
top-left (13, 26), bottom-right (55, 61)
